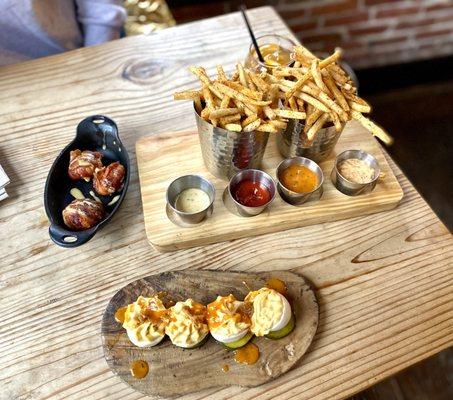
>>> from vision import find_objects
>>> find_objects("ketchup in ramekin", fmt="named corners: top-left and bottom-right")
top-left (232, 180), bottom-right (271, 207)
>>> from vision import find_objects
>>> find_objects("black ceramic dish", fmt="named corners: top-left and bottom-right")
top-left (44, 115), bottom-right (130, 248)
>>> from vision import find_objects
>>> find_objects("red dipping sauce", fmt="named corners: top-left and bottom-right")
top-left (233, 180), bottom-right (271, 207)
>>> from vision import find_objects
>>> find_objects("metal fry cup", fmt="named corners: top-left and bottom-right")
top-left (331, 150), bottom-right (380, 196)
top-left (195, 106), bottom-right (269, 181)
top-left (277, 119), bottom-right (344, 163)
top-left (166, 175), bottom-right (215, 224)
top-left (276, 157), bottom-right (324, 205)
top-left (228, 169), bottom-right (276, 217)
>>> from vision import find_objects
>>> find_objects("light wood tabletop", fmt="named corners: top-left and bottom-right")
top-left (0, 6), bottom-right (451, 400)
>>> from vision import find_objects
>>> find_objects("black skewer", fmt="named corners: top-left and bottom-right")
top-left (240, 5), bottom-right (265, 63)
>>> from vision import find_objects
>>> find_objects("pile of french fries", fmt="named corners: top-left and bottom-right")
top-left (174, 45), bottom-right (393, 145)
top-left (174, 64), bottom-right (288, 134)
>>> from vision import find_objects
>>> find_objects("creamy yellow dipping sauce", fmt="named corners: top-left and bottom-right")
top-left (338, 158), bottom-right (375, 184)
top-left (175, 188), bottom-right (211, 213)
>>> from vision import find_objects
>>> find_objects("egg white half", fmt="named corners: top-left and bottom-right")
top-left (172, 330), bottom-right (209, 348)
top-left (269, 293), bottom-right (292, 332)
top-left (127, 330), bottom-right (165, 348)
top-left (211, 328), bottom-right (249, 344)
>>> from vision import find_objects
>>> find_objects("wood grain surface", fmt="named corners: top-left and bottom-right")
top-left (102, 270), bottom-right (318, 397)
top-left (0, 6), bottom-right (452, 400)
top-left (136, 124), bottom-right (403, 251)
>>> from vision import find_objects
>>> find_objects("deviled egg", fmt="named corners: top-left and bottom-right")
top-left (122, 295), bottom-right (168, 347)
top-left (207, 294), bottom-right (252, 349)
top-left (165, 299), bottom-right (209, 348)
top-left (245, 287), bottom-right (295, 339)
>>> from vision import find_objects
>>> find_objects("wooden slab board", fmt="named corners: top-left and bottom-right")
top-left (101, 270), bottom-right (318, 398)
top-left (136, 121), bottom-right (403, 252)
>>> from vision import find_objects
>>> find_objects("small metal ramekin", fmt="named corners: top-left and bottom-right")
top-left (166, 175), bottom-right (215, 224)
top-left (276, 157), bottom-right (324, 205)
top-left (331, 150), bottom-right (380, 196)
top-left (228, 169), bottom-right (276, 217)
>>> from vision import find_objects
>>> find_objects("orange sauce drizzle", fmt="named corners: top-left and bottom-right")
top-left (130, 360), bottom-right (149, 379)
top-left (234, 343), bottom-right (260, 365)
top-left (266, 278), bottom-right (287, 296)
top-left (207, 295), bottom-right (251, 330)
top-left (222, 364), bottom-right (230, 372)
top-left (114, 306), bottom-right (127, 324)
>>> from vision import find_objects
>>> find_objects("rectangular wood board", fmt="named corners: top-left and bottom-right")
top-left (136, 121), bottom-right (403, 252)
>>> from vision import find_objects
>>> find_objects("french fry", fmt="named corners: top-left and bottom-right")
top-left (324, 72), bottom-right (350, 112)
top-left (202, 85), bottom-right (217, 126)
top-left (174, 90), bottom-right (202, 100)
top-left (194, 96), bottom-right (203, 114)
top-left (289, 96), bottom-right (298, 111)
top-left (306, 113), bottom-right (329, 141)
top-left (237, 63), bottom-right (248, 88)
top-left (217, 65), bottom-right (227, 81)
top-left (296, 98), bottom-right (305, 113)
top-left (305, 108), bottom-right (323, 131)
top-left (208, 108), bottom-right (240, 119)
top-left (242, 114), bottom-right (259, 127)
top-left (200, 107), bottom-right (210, 120)
top-left (270, 119), bottom-right (287, 130)
top-left (220, 95), bottom-right (230, 109)
top-left (298, 92), bottom-right (330, 113)
top-left (248, 71), bottom-right (269, 92)
top-left (189, 66), bottom-right (211, 85)
top-left (214, 82), bottom-right (272, 107)
top-left (311, 60), bottom-right (329, 93)
top-left (351, 111), bottom-right (393, 145)
top-left (301, 84), bottom-right (348, 121)
top-left (263, 105), bottom-right (276, 120)
top-left (330, 112), bottom-right (342, 132)
top-left (220, 114), bottom-right (241, 125)
top-left (243, 118), bottom-right (261, 132)
top-left (257, 123), bottom-right (278, 133)
top-left (344, 92), bottom-right (372, 113)
top-left (224, 123), bottom-right (242, 132)
top-left (220, 80), bottom-right (263, 101)
top-left (274, 109), bottom-right (306, 120)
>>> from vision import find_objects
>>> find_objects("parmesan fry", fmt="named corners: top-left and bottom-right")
top-left (214, 82), bottom-right (272, 107)
top-left (257, 123), bottom-right (278, 133)
top-left (224, 123), bottom-right (242, 132)
top-left (208, 108), bottom-right (240, 119)
top-left (216, 65), bottom-right (227, 81)
top-left (242, 114), bottom-right (259, 127)
top-left (243, 118), bottom-right (261, 132)
top-left (174, 90), bottom-right (202, 100)
top-left (274, 109), bottom-right (306, 120)
top-left (351, 111), bottom-right (393, 145)
top-left (311, 60), bottom-right (329, 93)
top-left (306, 113), bottom-right (329, 141)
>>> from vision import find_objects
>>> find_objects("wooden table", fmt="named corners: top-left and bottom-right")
top-left (0, 7), bottom-right (451, 400)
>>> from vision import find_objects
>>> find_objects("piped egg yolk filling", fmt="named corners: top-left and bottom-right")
top-left (123, 295), bottom-right (168, 343)
top-left (245, 288), bottom-right (286, 336)
top-left (165, 299), bottom-right (209, 347)
top-left (207, 294), bottom-right (251, 337)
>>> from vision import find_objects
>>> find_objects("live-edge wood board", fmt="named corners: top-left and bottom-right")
top-left (136, 121), bottom-right (403, 252)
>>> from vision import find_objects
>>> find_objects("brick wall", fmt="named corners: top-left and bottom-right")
top-left (169, 0), bottom-right (453, 69)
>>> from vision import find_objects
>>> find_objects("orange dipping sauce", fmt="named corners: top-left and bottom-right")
top-left (280, 165), bottom-right (318, 193)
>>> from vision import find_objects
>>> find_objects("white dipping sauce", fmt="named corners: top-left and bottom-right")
top-left (175, 188), bottom-right (211, 214)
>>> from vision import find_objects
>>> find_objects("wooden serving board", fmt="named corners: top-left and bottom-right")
top-left (101, 270), bottom-right (318, 398)
top-left (136, 121), bottom-right (403, 252)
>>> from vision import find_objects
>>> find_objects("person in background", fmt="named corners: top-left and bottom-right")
top-left (0, 0), bottom-right (126, 66)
